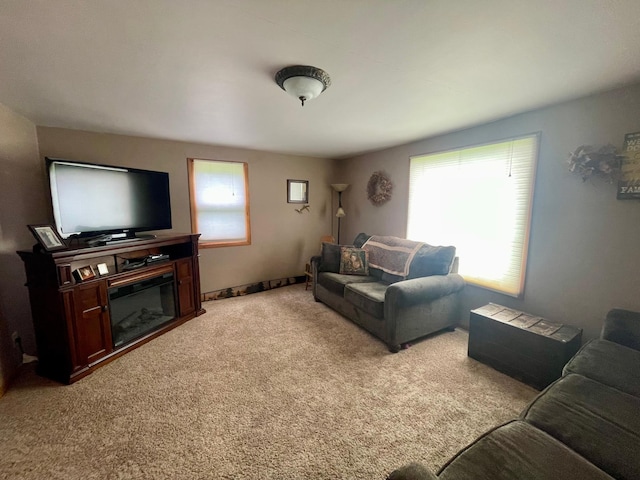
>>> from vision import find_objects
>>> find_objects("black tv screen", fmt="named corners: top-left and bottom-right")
top-left (46, 157), bottom-right (172, 239)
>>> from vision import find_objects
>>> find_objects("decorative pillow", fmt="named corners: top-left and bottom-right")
top-left (339, 246), bottom-right (369, 275)
top-left (407, 244), bottom-right (456, 278)
top-left (319, 242), bottom-right (345, 272)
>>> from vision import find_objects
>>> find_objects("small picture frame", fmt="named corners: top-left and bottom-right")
top-left (28, 224), bottom-right (67, 252)
top-left (96, 263), bottom-right (109, 276)
top-left (73, 265), bottom-right (96, 282)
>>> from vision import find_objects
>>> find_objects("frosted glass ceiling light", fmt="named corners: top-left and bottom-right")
top-left (275, 65), bottom-right (331, 106)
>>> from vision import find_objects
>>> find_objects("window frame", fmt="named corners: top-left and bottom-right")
top-left (187, 158), bottom-right (251, 248)
top-left (407, 133), bottom-right (540, 297)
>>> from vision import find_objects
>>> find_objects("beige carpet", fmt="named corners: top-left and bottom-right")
top-left (0, 284), bottom-right (536, 479)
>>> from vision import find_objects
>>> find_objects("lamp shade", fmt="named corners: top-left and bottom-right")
top-left (275, 65), bottom-right (331, 106)
top-left (330, 183), bottom-right (349, 192)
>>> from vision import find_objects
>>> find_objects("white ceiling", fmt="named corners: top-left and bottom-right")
top-left (2, 0), bottom-right (640, 159)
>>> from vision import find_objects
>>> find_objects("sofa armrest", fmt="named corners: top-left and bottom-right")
top-left (601, 308), bottom-right (640, 351)
top-left (386, 273), bottom-right (465, 307)
top-left (386, 463), bottom-right (438, 480)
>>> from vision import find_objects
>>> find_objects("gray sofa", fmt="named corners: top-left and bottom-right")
top-left (311, 233), bottom-right (465, 352)
top-left (387, 308), bottom-right (640, 480)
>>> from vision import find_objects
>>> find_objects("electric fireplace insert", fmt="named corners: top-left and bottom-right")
top-left (108, 271), bottom-right (177, 348)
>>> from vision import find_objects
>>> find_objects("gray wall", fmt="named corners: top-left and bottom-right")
top-left (0, 125), bottom-right (335, 384)
top-left (337, 83), bottom-right (640, 342)
top-left (3, 83), bottom-right (640, 391)
top-left (36, 127), bottom-right (336, 294)
top-left (0, 102), bottom-right (49, 393)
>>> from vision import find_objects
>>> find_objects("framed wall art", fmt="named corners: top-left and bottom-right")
top-left (287, 179), bottom-right (308, 204)
top-left (617, 131), bottom-right (640, 199)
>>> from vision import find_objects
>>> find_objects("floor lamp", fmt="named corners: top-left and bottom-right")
top-left (331, 183), bottom-right (349, 244)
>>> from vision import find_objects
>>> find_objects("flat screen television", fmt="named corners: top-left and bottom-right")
top-left (46, 157), bottom-right (172, 241)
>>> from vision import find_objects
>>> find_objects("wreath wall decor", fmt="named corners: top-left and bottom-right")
top-left (367, 171), bottom-right (393, 206)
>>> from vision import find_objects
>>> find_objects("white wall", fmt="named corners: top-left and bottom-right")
top-left (337, 83), bottom-right (640, 342)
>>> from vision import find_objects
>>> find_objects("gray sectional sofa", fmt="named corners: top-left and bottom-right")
top-left (311, 233), bottom-right (465, 352)
top-left (387, 308), bottom-right (640, 480)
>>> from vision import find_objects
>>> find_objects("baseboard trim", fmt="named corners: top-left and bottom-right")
top-left (202, 275), bottom-right (306, 301)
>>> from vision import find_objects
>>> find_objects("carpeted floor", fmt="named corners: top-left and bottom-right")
top-left (0, 284), bottom-right (536, 479)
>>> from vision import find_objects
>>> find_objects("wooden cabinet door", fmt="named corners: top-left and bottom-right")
top-left (72, 281), bottom-right (113, 366)
top-left (176, 258), bottom-right (196, 317)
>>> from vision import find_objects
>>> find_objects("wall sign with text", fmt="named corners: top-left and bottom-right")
top-left (618, 131), bottom-right (640, 199)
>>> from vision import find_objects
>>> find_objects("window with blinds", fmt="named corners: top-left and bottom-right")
top-left (407, 134), bottom-right (539, 297)
top-left (187, 158), bottom-right (251, 247)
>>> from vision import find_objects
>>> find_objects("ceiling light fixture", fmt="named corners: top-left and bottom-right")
top-left (275, 65), bottom-right (331, 106)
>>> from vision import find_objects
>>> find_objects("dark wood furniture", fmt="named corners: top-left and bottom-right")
top-left (18, 234), bottom-right (205, 384)
top-left (468, 303), bottom-right (582, 390)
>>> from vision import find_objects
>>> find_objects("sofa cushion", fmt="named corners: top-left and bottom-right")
top-left (387, 463), bottom-right (437, 480)
top-left (318, 242), bottom-right (344, 272)
top-left (601, 308), bottom-right (640, 351)
top-left (339, 246), bottom-right (369, 275)
top-left (521, 373), bottom-right (640, 480)
top-left (344, 282), bottom-right (387, 319)
top-left (316, 272), bottom-right (379, 296)
top-left (563, 339), bottom-right (640, 398)
top-left (353, 232), bottom-right (371, 248)
top-left (438, 420), bottom-right (613, 480)
top-left (407, 244), bottom-right (456, 279)
top-left (380, 271), bottom-right (404, 284)
top-left (362, 235), bottom-right (425, 277)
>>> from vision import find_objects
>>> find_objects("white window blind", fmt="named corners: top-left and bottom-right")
top-left (188, 159), bottom-right (251, 246)
top-left (408, 134), bottom-right (539, 296)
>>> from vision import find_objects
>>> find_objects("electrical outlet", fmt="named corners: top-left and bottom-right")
top-left (11, 331), bottom-right (20, 347)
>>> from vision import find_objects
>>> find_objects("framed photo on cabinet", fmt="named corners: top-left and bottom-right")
top-left (28, 224), bottom-right (67, 252)
top-left (73, 265), bottom-right (96, 282)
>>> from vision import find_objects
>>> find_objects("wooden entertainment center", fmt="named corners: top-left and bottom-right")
top-left (18, 234), bottom-right (205, 384)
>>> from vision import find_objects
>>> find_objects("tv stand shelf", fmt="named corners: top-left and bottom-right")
top-left (18, 234), bottom-right (205, 384)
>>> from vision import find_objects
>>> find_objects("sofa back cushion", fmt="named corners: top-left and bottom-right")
top-left (351, 233), bottom-right (455, 281)
top-left (362, 235), bottom-right (425, 277)
top-left (318, 242), bottom-right (343, 272)
top-left (353, 232), bottom-right (371, 248)
top-left (407, 244), bottom-right (456, 279)
top-left (601, 309), bottom-right (640, 351)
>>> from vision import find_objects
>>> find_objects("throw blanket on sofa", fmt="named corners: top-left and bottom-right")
top-left (362, 236), bottom-right (424, 277)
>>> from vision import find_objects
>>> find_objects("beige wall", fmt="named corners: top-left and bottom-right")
top-left (1, 121), bottom-right (336, 392)
top-left (337, 83), bottom-right (640, 342)
top-left (0, 102), bottom-right (48, 394)
top-left (36, 128), bottom-right (336, 294)
top-left (5, 82), bottom-right (640, 390)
